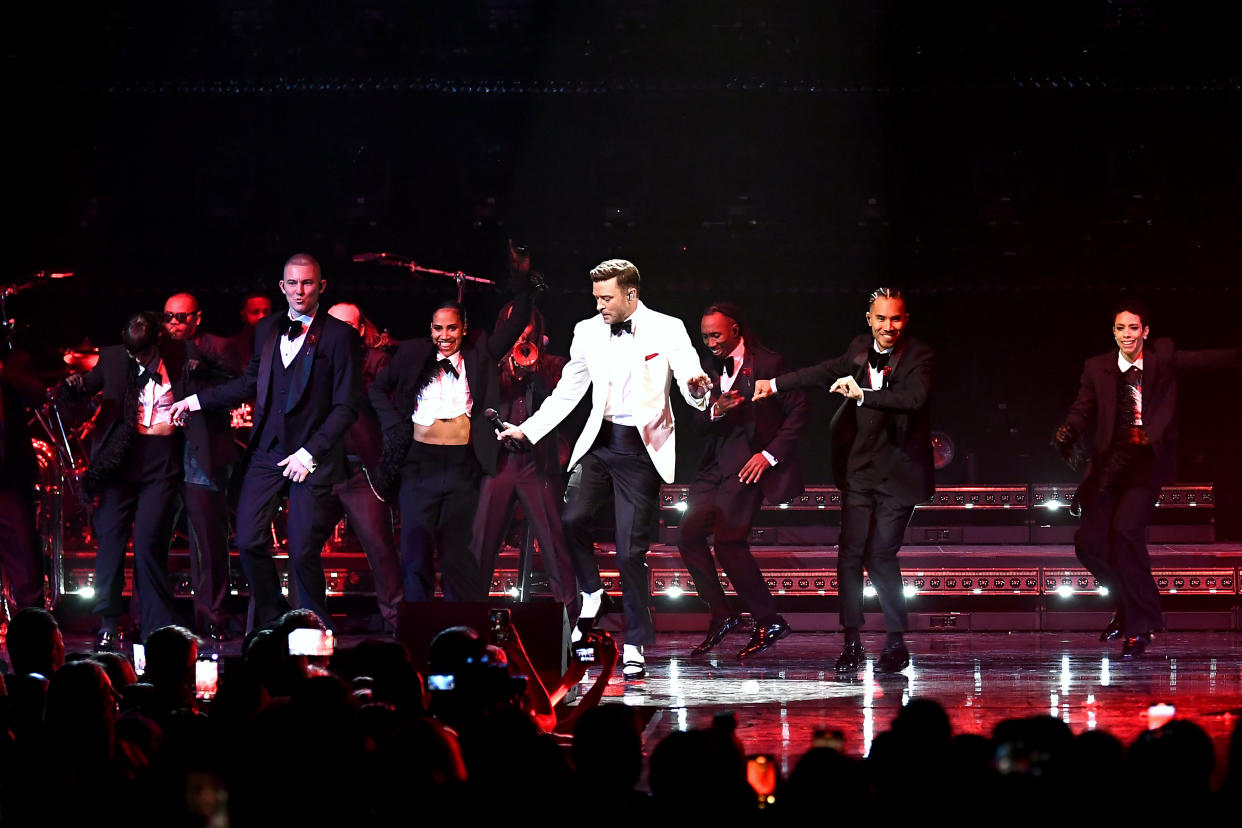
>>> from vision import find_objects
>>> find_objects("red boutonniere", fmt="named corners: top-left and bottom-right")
top-left (307, 333), bottom-right (320, 348)
top-left (881, 366), bottom-right (892, 378)
top-left (741, 367), bottom-right (753, 378)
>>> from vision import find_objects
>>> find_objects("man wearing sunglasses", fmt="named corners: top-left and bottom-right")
top-left (162, 293), bottom-right (240, 640)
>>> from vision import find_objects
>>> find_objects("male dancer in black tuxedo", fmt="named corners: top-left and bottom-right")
top-left (470, 302), bottom-right (579, 620)
top-left (162, 292), bottom-right (240, 640)
top-left (680, 302), bottom-right (810, 659)
top-left (755, 288), bottom-right (933, 673)
top-left (325, 302), bottom-right (403, 631)
top-left (368, 273), bottom-right (534, 603)
top-left (170, 253), bottom-right (360, 631)
top-left (498, 259), bottom-right (712, 678)
top-left (1054, 299), bottom-right (1239, 659)
top-left (66, 312), bottom-right (229, 648)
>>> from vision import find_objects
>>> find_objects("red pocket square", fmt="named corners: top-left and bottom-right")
top-left (645, 352), bottom-right (660, 361)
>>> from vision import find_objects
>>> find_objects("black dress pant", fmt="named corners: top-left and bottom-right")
top-left (397, 441), bottom-right (486, 602)
top-left (676, 460), bottom-right (777, 624)
top-left (0, 487), bottom-right (44, 609)
top-left (234, 446), bottom-right (339, 630)
top-left (470, 452), bottom-right (580, 618)
top-left (92, 437), bottom-right (181, 638)
top-left (181, 477), bottom-right (231, 630)
top-left (562, 422), bottom-right (661, 646)
top-left (837, 483), bottom-right (914, 634)
top-left (332, 466), bottom-right (403, 629)
top-left (1074, 481), bottom-right (1163, 636)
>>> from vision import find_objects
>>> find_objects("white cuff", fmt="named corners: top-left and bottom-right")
top-left (761, 450), bottom-right (777, 466)
top-left (186, 394), bottom-right (202, 412)
top-left (294, 448), bottom-right (317, 473)
top-left (768, 378), bottom-right (778, 394)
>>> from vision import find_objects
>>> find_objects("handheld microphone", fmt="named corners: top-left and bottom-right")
top-left (484, 408), bottom-right (528, 452)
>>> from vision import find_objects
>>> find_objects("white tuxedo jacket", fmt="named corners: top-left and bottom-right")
top-left (520, 302), bottom-right (708, 483)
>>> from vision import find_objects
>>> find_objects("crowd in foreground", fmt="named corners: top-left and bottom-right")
top-left (2, 606), bottom-right (1240, 826)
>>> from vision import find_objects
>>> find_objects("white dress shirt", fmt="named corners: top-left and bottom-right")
top-left (135, 356), bottom-right (173, 427)
top-left (602, 303), bottom-right (647, 425)
top-left (411, 350), bottom-right (472, 425)
top-left (711, 338), bottom-right (777, 466)
top-left (280, 310), bottom-right (316, 367)
top-left (1118, 351), bottom-right (1145, 425)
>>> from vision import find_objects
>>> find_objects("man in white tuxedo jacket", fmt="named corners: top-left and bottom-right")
top-left (501, 259), bottom-right (710, 677)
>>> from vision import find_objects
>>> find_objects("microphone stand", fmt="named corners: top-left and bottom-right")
top-left (352, 252), bottom-right (494, 303)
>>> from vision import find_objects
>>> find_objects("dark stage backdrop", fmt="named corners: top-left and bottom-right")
top-left (6, 2), bottom-right (1241, 535)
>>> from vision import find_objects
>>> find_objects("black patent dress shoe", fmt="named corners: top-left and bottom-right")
top-left (834, 641), bottom-right (866, 673)
top-left (876, 641), bottom-right (911, 673)
top-left (738, 618), bottom-right (792, 659)
top-left (94, 630), bottom-right (120, 653)
top-left (1121, 632), bottom-right (1153, 659)
top-left (1100, 614), bottom-right (1124, 642)
top-left (691, 615), bottom-right (743, 655)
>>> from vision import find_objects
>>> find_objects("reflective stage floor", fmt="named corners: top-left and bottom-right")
top-left (593, 631), bottom-right (1242, 779)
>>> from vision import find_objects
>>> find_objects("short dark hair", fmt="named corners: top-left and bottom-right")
top-left (868, 287), bottom-right (907, 308)
top-left (432, 300), bottom-right (468, 327)
top-left (1113, 297), bottom-right (1151, 329)
top-left (284, 252), bottom-right (322, 277)
top-left (122, 311), bottom-right (163, 356)
top-left (7, 607), bottom-right (61, 676)
top-left (701, 301), bottom-right (754, 345)
top-left (143, 625), bottom-right (199, 687)
top-left (590, 259), bottom-right (640, 294)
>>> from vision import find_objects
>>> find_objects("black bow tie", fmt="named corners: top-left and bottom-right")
top-left (610, 319), bottom-right (632, 337)
top-left (136, 367), bottom-right (161, 386)
top-left (868, 350), bottom-right (891, 370)
top-left (439, 358), bottom-right (459, 379)
top-left (716, 356), bottom-right (736, 378)
top-left (286, 319), bottom-right (305, 340)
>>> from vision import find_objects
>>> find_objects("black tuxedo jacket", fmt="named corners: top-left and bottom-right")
top-left (1063, 337), bottom-right (1238, 488)
top-left (776, 333), bottom-right (934, 506)
top-left (197, 311), bottom-right (361, 483)
top-left (369, 289), bottom-right (532, 477)
top-left (695, 343), bottom-right (810, 505)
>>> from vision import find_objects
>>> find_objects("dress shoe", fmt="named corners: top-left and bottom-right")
top-left (691, 615), bottom-right (743, 655)
top-left (834, 641), bottom-right (866, 673)
top-left (622, 643), bottom-right (646, 679)
top-left (737, 618), bottom-right (792, 659)
top-left (1099, 614), bottom-right (1124, 642)
top-left (1121, 632), bottom-right (1153, 660)
top-left (876, 641), bottom-right (911, 673)
top-left (94, 630), bottom-right (120, 653)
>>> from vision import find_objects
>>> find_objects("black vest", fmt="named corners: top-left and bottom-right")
top-left (256, 346), bottom-right (295, 453)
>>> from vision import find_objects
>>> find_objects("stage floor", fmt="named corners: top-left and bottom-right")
top-left (597, 631), bottom-right (1242, 782)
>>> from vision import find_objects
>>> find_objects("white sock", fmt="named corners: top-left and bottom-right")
top-left (623, 643), bottom-right (645, 664)
top-left (579, 588), bottom-right (604, 620)
top-left (570, 626), bottom-right (583, 644)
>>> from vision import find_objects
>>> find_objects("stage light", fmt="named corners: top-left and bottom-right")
top-left (666, 585), bottom-right (684, 598)
top-left (1044, 500), bottom-right (1064, 510)
top-left (863, 585), bottom-right (877, 598)
top-left (675, 502), bottom-right (688, 512)
top-left (1056, 584), bottom-right (1074, 598)
top-left (506, 587), bottom-right (520, 598)
top-left (1098, 586), bottom-right (1109, 596)
top-left (903, 584), bottom-right (917, 597)
top-left (77, 586), bottom-right (95, 599)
